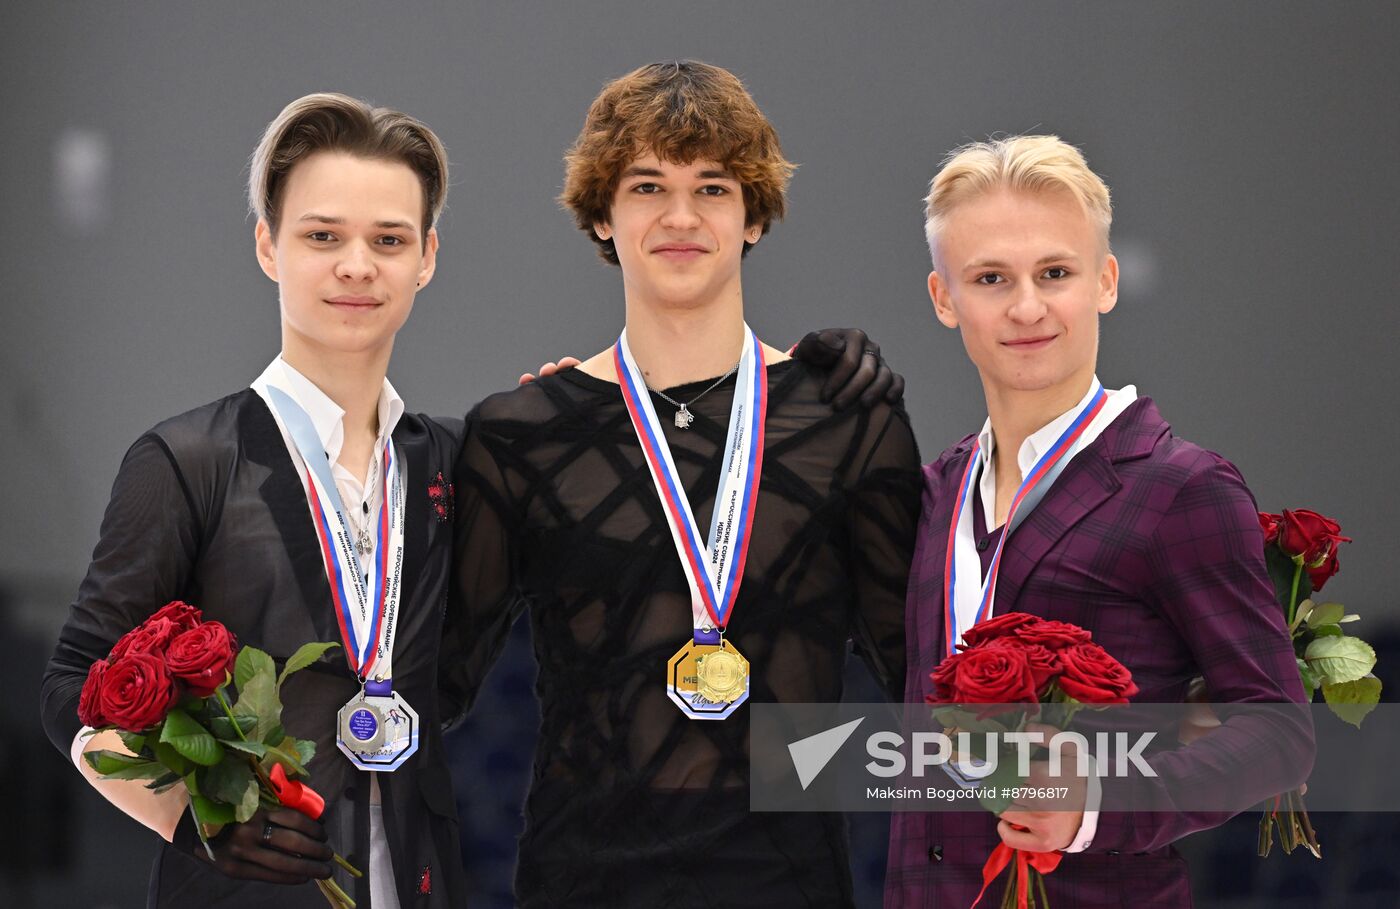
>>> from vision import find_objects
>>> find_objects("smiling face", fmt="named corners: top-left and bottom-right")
top-left (255, 151), bottom-right (438, 364)
top-left (929, 187), bottom-right (1118, 403)
top-left (594, 154), bottom-right (761, 310)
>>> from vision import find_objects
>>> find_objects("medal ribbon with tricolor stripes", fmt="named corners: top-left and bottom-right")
top-left (943, 382), bottom-right (1107, 657)
top-left (266, 386), bottom-right (406, 680)
top-left (614, 325), bottom-right (767, 640)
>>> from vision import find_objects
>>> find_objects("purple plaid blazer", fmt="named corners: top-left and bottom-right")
top-left (885, 398), bottom-right (1313, 908)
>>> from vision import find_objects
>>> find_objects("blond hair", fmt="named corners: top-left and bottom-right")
top-left (924, 135), bottom-right (1111, 265)
top-left (249, 92), bottom-right (449, 242)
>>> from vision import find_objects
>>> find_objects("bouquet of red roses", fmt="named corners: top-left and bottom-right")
top-left (78, 601), bottom-right (360, 908)
top-left (927, 612), bottom-right (1138, 909)
top-left (1254, 508), bottom-right (1376, 858)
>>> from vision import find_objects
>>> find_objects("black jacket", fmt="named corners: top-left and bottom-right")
top-left (40, 389), bottom-right (466, 908)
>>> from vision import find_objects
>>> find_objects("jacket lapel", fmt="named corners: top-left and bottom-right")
top-left (993, 397), bottom-right (1166, 611)
top-left (909, 439), bottom-right (976, 694)
top-left (393, 418), bottom-right (429, 620)
top-left (240, 390), bottom-right (342, 648)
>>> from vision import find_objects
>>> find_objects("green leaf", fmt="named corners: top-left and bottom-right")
top-left (262, 723), bottom-right (285, 747)
top-left (202, 760), bottom-right (260, 824)
top-left (145, 771), bottom-right (184, 793)
top-left (1310, 625), bottom-right (1343, 639)
top-left (1307, 602), bottom-right (1345, 627)
top-left (1296, 658), bottom-right (1318, 702)
top-left (190, 794), bottom-right (235, 827)
top-left (209, 714), bottom-right (257, 741)
top-left (293, 738), bottom-right (317, 767)
top-left (1305, 635), bottom-right (1377, 685)
top-left (277, 641), bottom-right (340, 688)
top-left (153, 741), bottom-right (189, 776)
top-left (265, 739), bottom-right (309, 776)
top-left (84, 750), bottom-right (164, 778)
top-left (232, 671), bottom-right (282, 742)
top-left (1340, 614), bottom-right (1361, 623)
top-left (159, 709), bottom-right (225, 767)
top-left (1322, 675), bottom-right (1383, 728)
top-left (117, 731), bottom-right (148, 755)
top-left (930, 706), bottom-right (1009, 736)
top-left (222, 739), bottom-right (270, 758)
top-left (234, 646), bottom-right (277, 695)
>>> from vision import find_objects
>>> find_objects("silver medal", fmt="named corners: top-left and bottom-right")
top-left (335, 689), bottom-right (420, 772)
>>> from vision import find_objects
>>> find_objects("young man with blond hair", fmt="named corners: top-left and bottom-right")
top-left (441, 60), bottom-right (921, 907)
top-left (885, 135), bottom-right (1312, 906)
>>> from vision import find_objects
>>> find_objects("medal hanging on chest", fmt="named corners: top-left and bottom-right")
top-left (615, 326), bottom-right (767, 720)
top-left (941, 381), bottom-right (1107, 657)
top-left (267, 386), bottom-right (419, 771)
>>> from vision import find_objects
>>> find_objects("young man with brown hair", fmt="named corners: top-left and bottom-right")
top-left (440, 61), bottom-right (922, 907)
top-left (41, 92), bottom-right (466, 909)
top-left (40, 88), bottom-right (895, 908)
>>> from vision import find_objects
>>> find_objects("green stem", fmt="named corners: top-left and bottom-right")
top-left (214, 689), bottom-right (249, 742)
top-left (1285, 558), bottom-right (1304, 627)
top-left (188, 800), bottom-right (216, 862)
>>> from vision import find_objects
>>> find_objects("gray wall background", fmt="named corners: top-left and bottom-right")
top-left (4, 2), bottom-right (1397, 906)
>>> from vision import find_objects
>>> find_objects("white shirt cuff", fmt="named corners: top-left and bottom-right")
top-left (1061, 752), bottom-right (1101, 853)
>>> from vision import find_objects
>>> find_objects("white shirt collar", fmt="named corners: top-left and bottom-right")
top-left (252, 356), bottom-right (404, 466)
top-left (976, 377), bottom-right (1138, 529)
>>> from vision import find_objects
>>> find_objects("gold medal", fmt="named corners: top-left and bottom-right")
top-left (667, 638), bottom-right (750, 720)
top-left (696, 645), bottom-right (748, 703)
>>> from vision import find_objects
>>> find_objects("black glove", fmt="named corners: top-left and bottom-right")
top-left (791, 328), bottom-right (906, 410)
top-left (189, 806), bottom-right (334, 885)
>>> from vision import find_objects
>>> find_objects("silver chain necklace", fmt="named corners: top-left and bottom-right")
top-left (342, 457), bottom-right (381, 555)
top-left (647, 360), bottom-right (741, 429)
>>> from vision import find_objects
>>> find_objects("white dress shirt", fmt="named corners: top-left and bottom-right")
top-left (971, 377), bottom-right (1139, 853)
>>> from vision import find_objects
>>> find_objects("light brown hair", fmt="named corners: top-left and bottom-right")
top-left (560, 60), bottom-right (795, 265)
top-left (249, 92), bottom-right (449, 245)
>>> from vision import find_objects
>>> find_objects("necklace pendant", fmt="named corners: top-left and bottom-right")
top-left (356, 530), bottom-right (373, 555)
top-left (674, 405), bottom-right (694, 429)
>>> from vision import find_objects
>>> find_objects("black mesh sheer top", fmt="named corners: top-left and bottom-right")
top-left (441, 359), bottom-right (920, 908)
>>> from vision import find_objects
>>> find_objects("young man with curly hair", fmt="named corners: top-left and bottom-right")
top-left (441, 60), bottom-right (921, 907)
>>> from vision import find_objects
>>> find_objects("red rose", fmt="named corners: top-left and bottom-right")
top-left (1307, 550), bottom-right (1342, 593)
top-left (1020, 642), bottom-right (1064, 694)
top-left (959, 612), bottom-right (1043, 649)
top-left (1257, 512), bottom-right (1281, 544)
top-left (150, 600), bottom-right (202, 632)
top-left (109, 617), bottom-right (179, 661)
top-left (1013, 619), bottom-right (1093, 650)
top-left (165, 622), bottom-right (238, 697)
top-left (1056, 642), bottom-right (1139, 704)
top-left (78, 660), bottom-right (110, 727)
top-left (929, 651), bottom-right (966, 703)
top-left (929, 645), bottom-right (1039, 716)
top-left (110, 602), bottom-right (203, 661)
top-left (1277, 509), bottom-right (1351, 567)
top-left (98, 653), bottom-right (178, 731)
